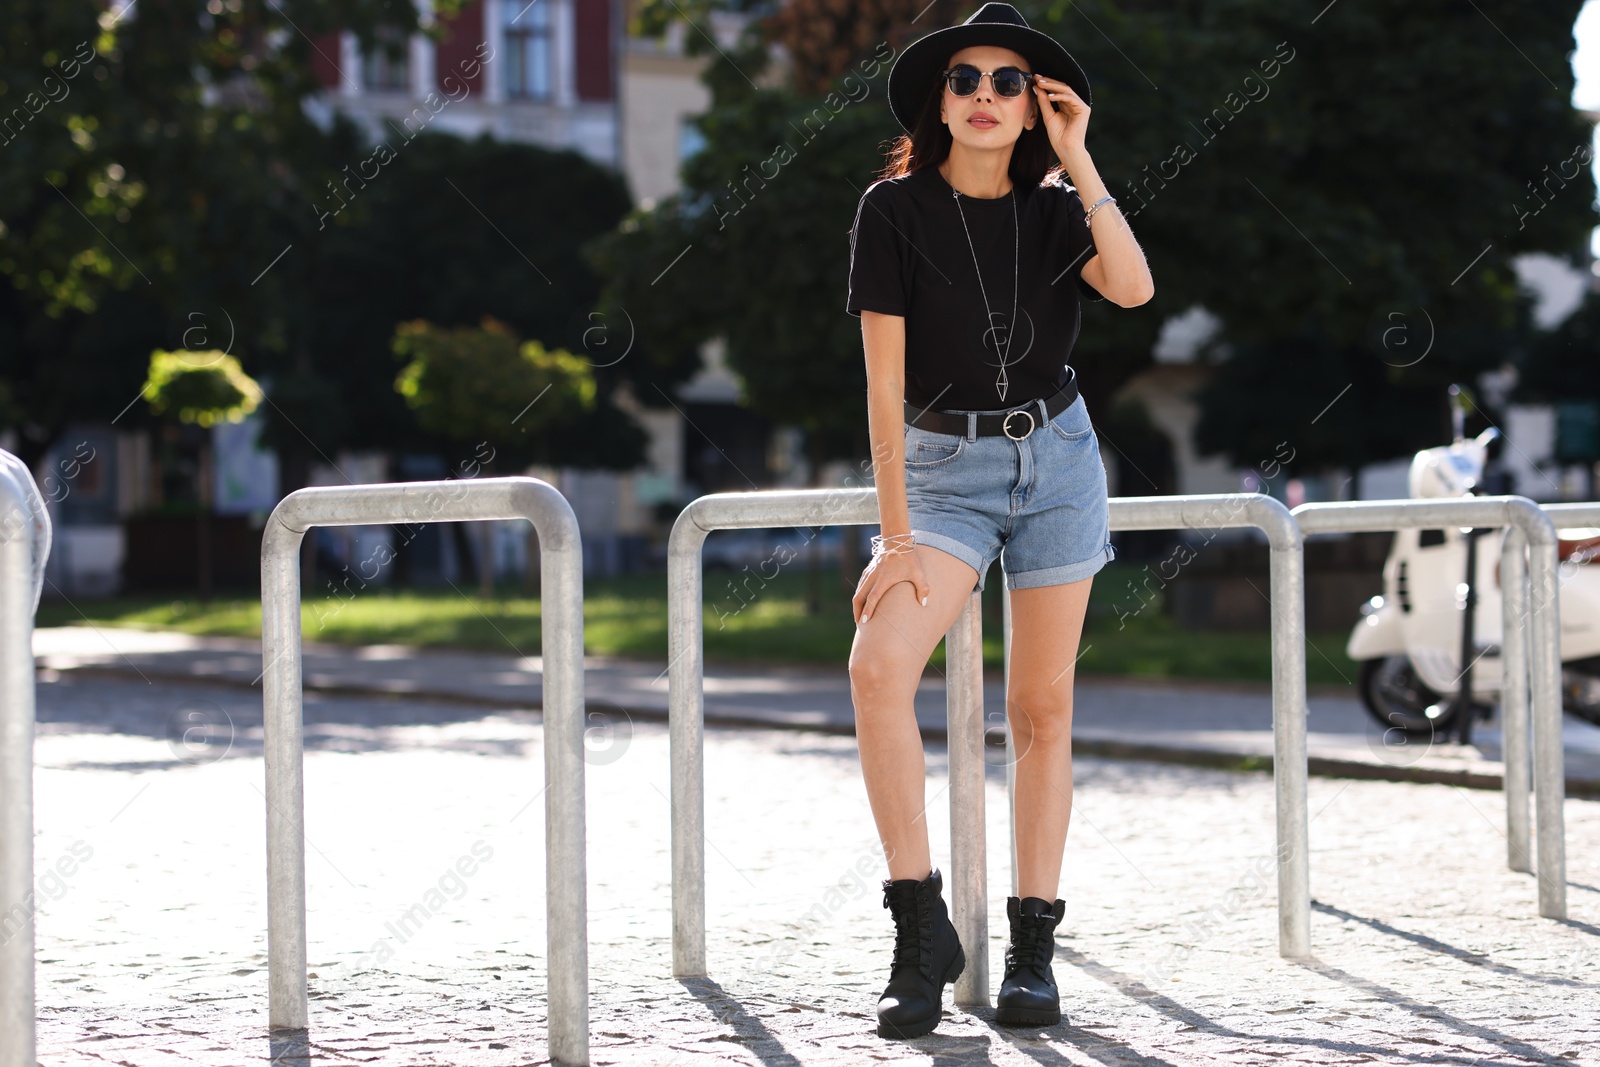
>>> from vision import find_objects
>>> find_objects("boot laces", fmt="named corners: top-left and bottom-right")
top-left (1006, 913), bottom-right (1056, 976)
top-left (883, 884), bottom-right (934, 977)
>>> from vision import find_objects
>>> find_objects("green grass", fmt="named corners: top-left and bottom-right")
top-left (37, 562), bottom-right (1357, 686)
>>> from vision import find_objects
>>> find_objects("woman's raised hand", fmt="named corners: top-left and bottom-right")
top-left (1032, 73), bottom-right (1089, 161)
top-left (853, 544), bottom-right (931, 624)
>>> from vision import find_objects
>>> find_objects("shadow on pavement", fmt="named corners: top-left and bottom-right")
top-left (36, 674), bottom-right (540, 768)
top-left (1556, 917), bottom-right (1600, 937)
top-left (677, 976), bottom-right (804, 1067)
top-left (1056, 944), bottom-right (1514, 1065)
top-left (1295, 957), bottom-right (1565, 1065)
top-left (993, 1023), bottom-right (1180, 1066)
top-left (266, 1028), bottom-right (310, 1066)
top-left (1312, 900), bottom-right (1600, 988)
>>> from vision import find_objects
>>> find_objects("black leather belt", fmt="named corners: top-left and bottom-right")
top-left (904, 369), bottom-right (1079, 441)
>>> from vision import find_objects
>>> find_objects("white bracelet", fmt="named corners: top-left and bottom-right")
top-left (870, 532), bottom-right (917, 557)
top-left (1085, 195), bottom-right (1116, 222)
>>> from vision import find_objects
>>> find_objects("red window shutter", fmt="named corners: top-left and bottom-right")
top-left (435, 0), bottom-right (486, 96)
top-left (574, 0), bottom-right (613, 101)
top-left (310, 31), bottom-right (344, 89)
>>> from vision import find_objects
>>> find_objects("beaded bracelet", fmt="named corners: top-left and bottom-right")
top-left (870, 532), bottom-right (917, 557)
top-left (1085, 195), bottom-right (1116, 222)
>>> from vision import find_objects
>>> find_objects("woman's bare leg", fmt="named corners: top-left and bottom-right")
top-left (849, 543), bottom-right (982, 879)
top-left (1005, 575), bottom-right (1094, 900)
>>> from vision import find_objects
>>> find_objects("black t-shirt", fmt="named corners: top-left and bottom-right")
top-left (846, 165), bottom-right (1103, 411)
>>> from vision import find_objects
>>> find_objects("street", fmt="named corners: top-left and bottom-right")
top-left (28, 671), bottom-right (1600, 1065)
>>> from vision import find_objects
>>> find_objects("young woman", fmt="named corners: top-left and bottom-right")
top-left (844, 1), bottom-right (1154, 1039)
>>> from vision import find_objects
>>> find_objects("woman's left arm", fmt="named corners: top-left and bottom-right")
top-left (1033, 73), bottom-right (1155, 308)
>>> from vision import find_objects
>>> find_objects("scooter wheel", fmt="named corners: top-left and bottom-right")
top-left (1358, 656), bottom-right (1456, 737)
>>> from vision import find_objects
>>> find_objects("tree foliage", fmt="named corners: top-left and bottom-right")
top-left (392, 317), bottom-right (599, 467)
top-left (142, 349), bottom-right (262, 426)
top-left (2, 1), bottom-right (642, 481)
top-left (305, 132), bottom-right (636, 460)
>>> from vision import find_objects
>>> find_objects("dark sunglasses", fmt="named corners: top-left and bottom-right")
top-left (941, 64), bottom-right (1036, 99)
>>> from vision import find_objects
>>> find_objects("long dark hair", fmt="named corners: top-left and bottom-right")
top-left (877, 68), bottom-right (1069, 190)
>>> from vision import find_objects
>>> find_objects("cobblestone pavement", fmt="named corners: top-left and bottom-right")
top-left (28, 673), bottom-right (1600, 1065)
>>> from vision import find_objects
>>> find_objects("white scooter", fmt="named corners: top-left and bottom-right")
top-left (1348, 389), bottom-right (1600, 738)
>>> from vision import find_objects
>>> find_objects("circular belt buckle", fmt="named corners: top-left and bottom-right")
top-left (1002, 408), bottom-right (1035, 441)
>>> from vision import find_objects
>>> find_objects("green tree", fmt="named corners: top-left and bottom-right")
top-left (0, 0), bottom-right (451, 470)
top-left (390, 316), bottom-right (636, 592)
top-left (140, 347), bottom-right (262, 599)
top-left (392, 316), bottom-right (602, 467)
top-left (302, 132), bottom-right (640, 465)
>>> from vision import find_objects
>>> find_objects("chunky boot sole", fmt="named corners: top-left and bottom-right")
top-left (994, 1000), bottom-right (1062, 1027)
top-left (875, 944), bottom-right (967, 1039)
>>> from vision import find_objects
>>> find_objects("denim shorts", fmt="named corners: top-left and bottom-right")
top-left (902, 392), bottom-right (1115, 592)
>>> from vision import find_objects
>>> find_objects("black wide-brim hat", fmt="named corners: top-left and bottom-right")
top-left (886, 2), bottom-right (1091, 135)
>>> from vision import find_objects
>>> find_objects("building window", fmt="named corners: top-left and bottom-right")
top-left (361, 26), bottom-right (411, 92)
top-left (502, 0), bottom-right (553, 100)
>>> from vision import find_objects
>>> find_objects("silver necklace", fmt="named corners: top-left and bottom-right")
top-left (950, 179), bottom-right (1020, 403)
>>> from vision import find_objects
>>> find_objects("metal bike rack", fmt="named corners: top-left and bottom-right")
top-left (664, 488), bottom-right (997, 988)
top-left (667, 488), bottom-right (1312, 1012)
top-left (1292, 497), bottom-right (1566, 920)
top-left (1501, 501), bottom-right (1599, 887)
top-left (1110, 495), bottom-right (1309, 955)
top-left (0, 450), bottom-right (51, 1067)
top-left (261, 477), bottom-right (590, 1065)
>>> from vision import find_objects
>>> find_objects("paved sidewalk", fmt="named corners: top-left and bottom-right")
top-left (33, 626), bottom-right (1600, 792)
top-left (28, 672), bottom-right (1600, 1065)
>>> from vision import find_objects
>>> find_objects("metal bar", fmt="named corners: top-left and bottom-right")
top-left (1500, 526), bottom-right (1531, 872)
top-left (1292, 496), bottom-right (1564, 920)
top-left (261, 477), bottom-right (590, 1065)
top-left (669, 488), bottom-right (1313, 973)
top-left (1003, 585), bottom-right (1018, 898)
top-left (0, 454), bottom-right (47, 1067)
top-left (1264, 509), bottom-right (1311, 959)
top-left (260, 517), bottom-right (307, 1031)
top-left (946, 589), bottom-right (988, 1007)
top-left (667, 504), bottom-right (710, 977)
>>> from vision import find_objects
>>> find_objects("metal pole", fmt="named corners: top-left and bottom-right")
top-left (1003, 584), bottom-right (1018, 898)
top-left (261, 519), bottom-right (308, 1031)
top-left (0, 457), bottom-right (46, 1067)
top-left (538, 519), bottom-right (590, 1067)
top-left (1521, 504), bottom-right (1565, 920)
top-left (1262, 503), bottom-right (1311, 959)
top-left (1499, 526), bottom-right (1531, 872)
top-left (946, 589), bottom-right (988, 1008)
top-left (261, 478), bottom-right (589, 1064)
top-left (667, 506), bottom-right (709, 977)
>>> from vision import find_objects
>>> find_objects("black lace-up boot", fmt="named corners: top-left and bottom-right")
top-left (876, 867), bottom-right (965, 1039)
top-left (995, 895), bottom-right (1066, 1026)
